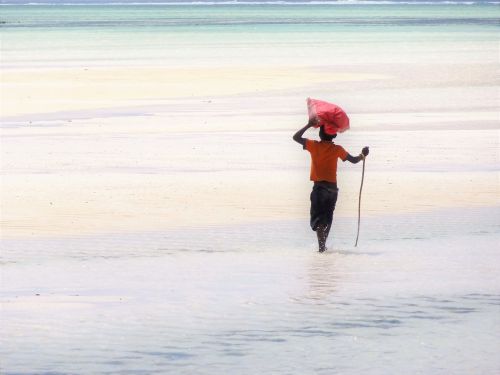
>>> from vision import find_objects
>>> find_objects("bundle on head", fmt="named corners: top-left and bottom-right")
top-left (307, 98), bottom-right (350, 135)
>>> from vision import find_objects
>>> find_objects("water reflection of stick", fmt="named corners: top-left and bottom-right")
top-left (355, 157), bottom-right (365, 247)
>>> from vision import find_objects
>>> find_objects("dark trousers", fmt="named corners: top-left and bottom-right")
top-left (310, 182), bottom-right (338, 231)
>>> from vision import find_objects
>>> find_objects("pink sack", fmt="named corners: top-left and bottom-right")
top-left (307, 97), bottom-right (350, 135)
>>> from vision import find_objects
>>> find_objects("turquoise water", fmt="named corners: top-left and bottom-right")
top-left (2, 3), bottom-right (499, 69)
top-left (2, 4), bottom-right (499, 29)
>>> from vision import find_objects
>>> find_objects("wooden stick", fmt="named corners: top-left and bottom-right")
top-left (355, 157), bottom-right (366, 247)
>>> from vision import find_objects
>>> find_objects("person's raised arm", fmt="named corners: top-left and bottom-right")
top-left (293, 121), bottom-right (315, 148)
top-left (346, 146), bottom-right (369, 164)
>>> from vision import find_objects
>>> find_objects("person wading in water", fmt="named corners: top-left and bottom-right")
top-left (293, 120), bottom-right (369, 252)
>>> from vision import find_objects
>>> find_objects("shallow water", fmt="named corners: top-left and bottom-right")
top-left (2, 207), bottom-right (500, 374)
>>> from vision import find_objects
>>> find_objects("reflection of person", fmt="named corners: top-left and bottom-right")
top-left (293, 121), bottom-right (369, 252)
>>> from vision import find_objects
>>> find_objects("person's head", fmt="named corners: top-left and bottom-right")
top-left (319, 126), bottom-right (337, 141)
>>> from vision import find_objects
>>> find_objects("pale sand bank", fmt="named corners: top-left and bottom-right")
top-left (1, 66), bottom-right (387, 117)
top-left (2, 171), bottom-right (498, 236)
top-left (1, 59), bottom-right (498, 238)
top-left (2, 61), bottom-right (497, 119)
top-left (1, 116), bottom-right (498, 237)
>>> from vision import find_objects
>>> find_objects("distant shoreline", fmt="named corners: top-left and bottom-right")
top-left (1, 1), bottom-right (499, 6)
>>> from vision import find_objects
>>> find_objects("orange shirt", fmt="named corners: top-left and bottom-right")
top-left (305, 139), bottom-right (348, 183)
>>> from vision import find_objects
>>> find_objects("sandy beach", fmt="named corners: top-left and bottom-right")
top-left (2, 67), bottom-right (498, 237)
top-left (1, 3), bottom-right (499, 374)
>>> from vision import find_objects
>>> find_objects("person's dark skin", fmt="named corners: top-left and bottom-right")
top-left (293, 121), bottom-right (369, 252)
